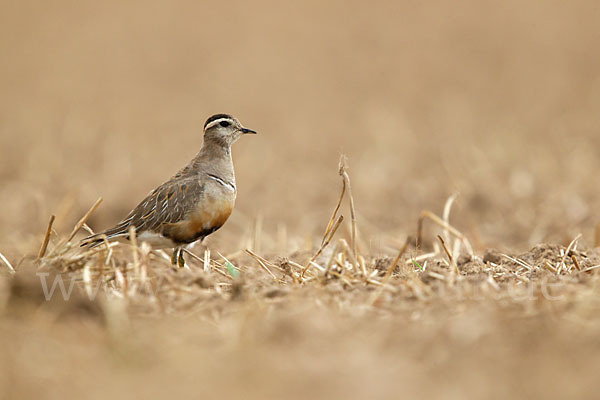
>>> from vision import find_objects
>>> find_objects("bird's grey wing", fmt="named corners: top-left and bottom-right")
top-left (135, 178), bottom-right (204, 232)
top-left (80, 178), bottom-right (204, 247)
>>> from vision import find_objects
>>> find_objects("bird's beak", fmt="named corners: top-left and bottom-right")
top-left (240, 127), bottom-right (257, 134)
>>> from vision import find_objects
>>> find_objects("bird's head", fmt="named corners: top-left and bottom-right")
top-left (203, 114), bottom-right (256, 148)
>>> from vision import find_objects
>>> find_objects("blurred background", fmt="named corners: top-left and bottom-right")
top-left (2, 0), bottom-right (600, 258)
top-left (2, 1), bottom-right (600, 399)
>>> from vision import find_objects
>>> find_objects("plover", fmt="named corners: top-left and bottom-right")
top-left (81, 114), bottom-right (256, 267)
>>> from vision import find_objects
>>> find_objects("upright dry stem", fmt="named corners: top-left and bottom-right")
top-left (442, 193), bottom-right (458, 244)
top-left (68, 197), bottom-right (103, 242)
top-left (323, 176), bottom-right (346, 245)
top-left (339, 156), bottom-right (358, 258)
top-left (301, 215), bottom-right (344, 278)
top-left (417, 210), bottom-right (473, 256)
top-left (129, 226), bottom-right (140, 278)
top-left (38, 214), bottom-right (56, 259)
top-left (437, 235), bottom-right (459, 275)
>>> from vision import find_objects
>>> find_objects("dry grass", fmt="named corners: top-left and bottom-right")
top-left (3, 0), bottom-right (600, 398)
top-left (4, 159), bottom-right (600, 399)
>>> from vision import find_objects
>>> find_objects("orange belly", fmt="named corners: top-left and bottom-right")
top-left (161, 196), bottom-right (234, 244)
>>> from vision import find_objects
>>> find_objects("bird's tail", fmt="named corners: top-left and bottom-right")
top-left (80, 221), bottom-right (131, 248)
top-left (79, 234), bottom-right (105, 248)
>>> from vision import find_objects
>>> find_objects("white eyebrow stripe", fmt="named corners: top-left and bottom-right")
top-left (205, 118), bottom-right (235, 130)
top-left (207, 174), bottom-right (236, 192)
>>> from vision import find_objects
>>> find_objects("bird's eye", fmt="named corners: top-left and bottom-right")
top-left (220, 121), bottom-right (231, 128)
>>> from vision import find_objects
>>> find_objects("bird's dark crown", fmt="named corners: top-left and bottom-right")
top-left (204, 114), bottom-right (235, 129)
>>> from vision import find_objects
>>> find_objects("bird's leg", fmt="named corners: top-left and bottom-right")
top-left (171, 247), bottom-right (180, 266)
top-left (177, 249), bottom-right (186, 268)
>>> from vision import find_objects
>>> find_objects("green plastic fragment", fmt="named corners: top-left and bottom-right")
top-left (226, 261), bottom-right (239, 278)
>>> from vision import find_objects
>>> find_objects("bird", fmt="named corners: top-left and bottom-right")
top-left (80, 113), bottom-right (256, 267)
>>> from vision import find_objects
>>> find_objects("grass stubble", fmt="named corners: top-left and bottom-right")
top-left (2, 156), bottom-right (600, 399)
top-left (7, 154), bottom-right (600, 318)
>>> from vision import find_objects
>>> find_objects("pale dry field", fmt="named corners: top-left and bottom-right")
top-left (2, 0), bottom-right (600, 399)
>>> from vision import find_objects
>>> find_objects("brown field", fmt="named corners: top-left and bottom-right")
top-left (2, 0), bottom-right (600, 398)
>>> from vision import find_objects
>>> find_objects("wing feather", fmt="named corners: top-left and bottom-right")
top-left (80, 177), bottom-right (204, 247)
